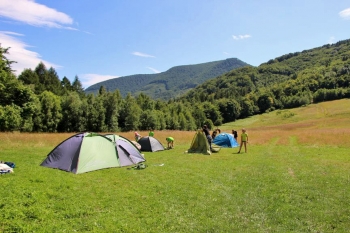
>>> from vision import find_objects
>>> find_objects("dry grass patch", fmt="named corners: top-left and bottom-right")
top-left (297, 128), bottom-right (350, 147)
top-left (0, 133), bottom-right (73, 150)
top-left (221, 99), bottom-right (350, 147)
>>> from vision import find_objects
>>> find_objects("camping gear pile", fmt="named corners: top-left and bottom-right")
top-left (0, 161), bottom-right (15, 174)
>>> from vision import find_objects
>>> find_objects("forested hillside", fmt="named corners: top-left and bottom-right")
top-left (180, 39), bottom-right (350, 120)
top-left (1, 39), bottom-right (350, 133)
top-left (84, 58), bottom-right (249, 100)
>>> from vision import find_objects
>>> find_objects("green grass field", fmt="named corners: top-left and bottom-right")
top-left (1, 99), bottom-right (350, 232)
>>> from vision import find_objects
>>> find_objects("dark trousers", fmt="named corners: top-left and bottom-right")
top-left (206, 135), bottom-right (212, 150)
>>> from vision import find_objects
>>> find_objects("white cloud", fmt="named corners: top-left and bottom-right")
top-left (339, 8), bottom-right (350, 19)
top-left (147, 67), bottom-right (160, 73)
top-left (0, 0), bottom-right (75, 29)
top-left (223, 52), bottom-right (230, 55)
top-left (232, 34), bottom-right (251, 40)
top-left (328, 36), bottom-right (336, 44)
top-left (80, 74), bottom-right (119, 88)
top-left (0, 31), bottom-right (60, 76)
top-left (132, 52), bottom-right (156, 58)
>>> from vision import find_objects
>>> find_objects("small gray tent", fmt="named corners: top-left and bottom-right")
top-left (138, 136), bottom-right (165, 152)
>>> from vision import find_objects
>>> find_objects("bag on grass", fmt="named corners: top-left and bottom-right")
top-left (4, 162), bottom-right (15, 168)
top-left (128, 163), bottom-right (148, 170)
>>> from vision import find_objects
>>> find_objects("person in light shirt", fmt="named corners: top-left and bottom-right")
top-left (237, 128), bottom-right (248, 153)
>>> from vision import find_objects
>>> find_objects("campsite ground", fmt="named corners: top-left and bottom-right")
top-left (1, 99), bottom-right (350, 232)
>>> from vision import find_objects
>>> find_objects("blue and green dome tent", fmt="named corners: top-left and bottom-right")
top-left (40, 132), bottom-right (145, 174)
top-left (212, 133), bottom-right (239, 148)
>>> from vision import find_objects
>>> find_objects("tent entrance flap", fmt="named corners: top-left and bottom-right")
top-left (76, 135), bottom-right (120, 174)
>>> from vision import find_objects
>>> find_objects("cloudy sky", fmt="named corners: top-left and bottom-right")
top-left (0, 0), bottom-right (349, 88)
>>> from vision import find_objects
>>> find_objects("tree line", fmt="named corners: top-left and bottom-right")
top-left (1, 46), bottom-right (216, 132)
top-left (1, 39), bottom-right (350, 132)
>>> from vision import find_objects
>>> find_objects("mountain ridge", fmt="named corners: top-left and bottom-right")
top-left (84, 58), bottom-right (250, 99)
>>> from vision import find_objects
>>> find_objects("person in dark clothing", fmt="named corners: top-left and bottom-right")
top-left (211, 130), bottom-right (217, 140)
top-left (202, 125), bottom-right (212, 151)
top-left (232, 129), bottom-right (238, 141)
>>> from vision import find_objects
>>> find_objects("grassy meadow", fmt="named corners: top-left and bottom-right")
top-left (1, 99), bottom-right (350, 232)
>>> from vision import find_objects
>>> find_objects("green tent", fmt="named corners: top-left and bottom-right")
top-left (41, 132), bottom-right (145, 174)
top-left (186, 130), bottom-right (212, 155)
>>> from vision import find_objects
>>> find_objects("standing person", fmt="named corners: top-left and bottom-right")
top-left (166, 137), bottom-right (174, 149)
top-left (149, 129), bottom-right (154, 137)
top-left (202, 125), bottom-right (212, 151)
top-left (237, 128), bottom-right (248, 153)
top-left (232, 129), bottom-right (238, 141)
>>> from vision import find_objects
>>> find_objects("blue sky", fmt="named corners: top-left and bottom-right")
top-left (0, 0), bottom-right (349, 88)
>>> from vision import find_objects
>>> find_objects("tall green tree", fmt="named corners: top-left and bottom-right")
top-left (257, 93), bottom-right (274, 113)
top-left (183, 110), bottom-right (197, 130)
top-left (240, 98), bottom-right (255, 118)
top-left (84, 94), bottom-right (107, 132)
top-left (0, 46), bottom-right (15, 73)
top-left (100, 90), bottom-right (122, 132)
top-left (0, 46), bottom-right (39, 132)
top-left (136, 93), bottom-right (155, 111)
top-left (166, 112), bottom-right (180, 130)
top-left (72, 75), bottom-right (85, 95)
top-left (58, 92), bottom-right (84, 132)
top-left (18, 68), bottom-right (39, 91)
top-left (139, 110), bottom-right (159, 130)
top-left (61, 76), bottom-right (72, 92)
top-left (0, 104), bottom-right (22, 131)
top-left (178, 112), bottom-right (187, 130)
top-left (34, 62), bottom-right (48, 94)
top-left (36, 91), bottom-right (62, 132)
top-left (217, 98), bottom-right (241, 123)
top-left (191, 105), bottom-right (207, 129)
top-left (202, 101), bottom-right (223, 126)
top-left (155, 110), bottom-right (167, 130)
top-left (47, 67), bottom-right (64, 95)
top-left (119, 94), bottom-right (141, 131)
